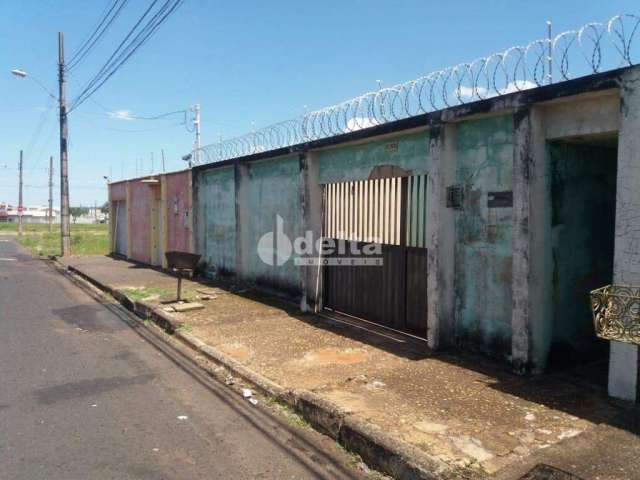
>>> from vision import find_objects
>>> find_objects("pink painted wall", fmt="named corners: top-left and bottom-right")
top-left (110, 182), bottom-right (126, 201)
top-left (129, 181), bottom-right (152, 264)
top-left (165, 171), bottom-right (191, 252)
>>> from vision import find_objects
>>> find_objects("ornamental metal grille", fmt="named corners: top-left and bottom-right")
top-left (591, 284), bottom-right (640, 345)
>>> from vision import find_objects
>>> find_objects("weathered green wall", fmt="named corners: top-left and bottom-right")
top-left (245, 155), bottom-right (302, 294)
top-left (454, 114), bottom-right (514, 358)
top-left (194, 166), bottom-right (236, 275)
top-left (317, 131), bottom-right (430, 184)
top-left (548, 142), bottom-right (616, 364)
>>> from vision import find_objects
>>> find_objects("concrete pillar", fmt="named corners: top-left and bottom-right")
top-left (161, 174), bottom-right (168, 268)
top-left (108, 184), bottom-right (114, 253)
top-left (186, 170), bottom-right (194, 254)
top-left (609, 67), bottom-right (640, 402)
top-left (234, 161), bottom-right (250, 279)
top-left (511, 106), bottom-right (549, 374)
top-left (125, 181), bottom-right (132, 259)
top-left (302, 151), bottom-right (324, 312)
top-left (426, 124), bottom-right (456, 349)
top-left (298, 152), bottom-right (310, 311)
top-left (191, 170), bottom-right (205, 259)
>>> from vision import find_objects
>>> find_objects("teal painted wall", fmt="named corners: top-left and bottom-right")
top-left (245, 155), bottom-right (302, 294)
top-left (317, 131), bottom-right (430, 184)
top-left (194, 166), bottom-right (236, 275)
top-left (454, 114), bottom-right (514, 358)
top-left (547, 142), bottom-right (616, 365)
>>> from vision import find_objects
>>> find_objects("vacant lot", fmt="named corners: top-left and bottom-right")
top-left (0, 223), bottom-right (109, 256)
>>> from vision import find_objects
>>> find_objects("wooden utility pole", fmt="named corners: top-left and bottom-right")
top-left (58, 32), bottom-right (71, 256)
top-left (18, 150), bottom-right (23, 236)
top-left (48, 156), bottom-right (53, 232)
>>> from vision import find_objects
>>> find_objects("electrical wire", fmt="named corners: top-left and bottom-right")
top-left (69, 0), bottom-right (185, 113)
top-left (67, 0), bottom-right (131, 72)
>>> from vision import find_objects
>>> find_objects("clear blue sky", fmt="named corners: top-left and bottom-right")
top-left (0, 0), bottom-right (636, 207)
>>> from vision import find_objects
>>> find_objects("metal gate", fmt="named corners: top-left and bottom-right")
top-left (322, 175), bottom-right (428, 337)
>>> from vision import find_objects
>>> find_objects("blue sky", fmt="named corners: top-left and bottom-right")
top-left (0, 0), bottom-right (636, 206)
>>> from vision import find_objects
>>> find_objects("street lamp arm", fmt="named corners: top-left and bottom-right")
top-left (10, 68), bottom-right (57, 100)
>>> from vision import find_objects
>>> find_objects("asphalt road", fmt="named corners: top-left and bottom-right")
top-left (0, 237), bottom-right (364, 480)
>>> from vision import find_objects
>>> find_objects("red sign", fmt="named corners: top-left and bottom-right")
top-left (17, 206), bottom-right (24, 214)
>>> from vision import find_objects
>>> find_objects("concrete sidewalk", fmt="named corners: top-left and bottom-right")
top-left (62, 255), bottom-right (640, 479)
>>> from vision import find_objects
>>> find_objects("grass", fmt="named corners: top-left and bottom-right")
top-left (176, 324), bottom-right (193, 333)
top-left (0, 223), bottom-right (108, 256)
top-left (121, 287), bottom-right (172, 301)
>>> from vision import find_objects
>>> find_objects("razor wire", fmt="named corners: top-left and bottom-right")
top-left (199, 14), bottom-right (639, 165)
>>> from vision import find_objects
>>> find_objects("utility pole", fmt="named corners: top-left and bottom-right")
top-left (58, 32), bottom-right (71, 256)
top-left (18, 150), bottom-right (23, 236)
top-left (161, 149), bottom-right (166, 172)
top-left (48, 156), bottom-right (53, 232)
top-left (193, 104), bottom-right (201, 165)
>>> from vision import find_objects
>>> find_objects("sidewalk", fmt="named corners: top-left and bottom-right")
top-left (61, 255), bottom-right (640, 479)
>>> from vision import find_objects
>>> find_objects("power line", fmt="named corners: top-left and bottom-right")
top-left (67, 0), bottom-right (130, 72)
top-left (69, 0), bottom-right (185, 113)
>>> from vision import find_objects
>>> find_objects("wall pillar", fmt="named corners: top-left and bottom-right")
top-left (609, 67), bottom-right (640, 402)
top-left (234, 160), bottom-right (250, 279)
top-left (298, 152), bottom-right (310, 311)
top-left (301, 151), bottom-right (323, 312)
top-left (108, 184), bottom-right (114, 253)
top-left (426, 124), bottom-right (456, 349)
top-left (161, 174), bottom-right (168, 268)
top-left (125, 181), bottom-right (132, 259)
top-left (187, 170), bottom-right (194, 253)
top-left (511, 106), bottom-right (548, 374)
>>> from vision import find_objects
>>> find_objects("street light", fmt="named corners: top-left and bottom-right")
top-left (10, 68), bottom-right (57, 100)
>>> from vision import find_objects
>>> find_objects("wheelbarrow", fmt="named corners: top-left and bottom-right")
top-left (165, 251), bottom-right (202, 302)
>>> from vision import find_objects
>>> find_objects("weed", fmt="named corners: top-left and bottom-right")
top-left (122, 287), bottom-right (172, 302)
top-left (280, 405), bottom-right (311, 430)
top-left (177, 324), bottom-right (193, 333)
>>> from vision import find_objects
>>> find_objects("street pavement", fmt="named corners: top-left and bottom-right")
top-left (0, 237), bottom-right (365, 480)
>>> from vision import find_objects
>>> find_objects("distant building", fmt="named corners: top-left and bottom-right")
top-left (72, 207), bottom-right (107, 224)
top-left (0, 204), bottom-right (59, 224)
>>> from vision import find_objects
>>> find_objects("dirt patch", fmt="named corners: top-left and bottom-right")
top-left (216, 342), bottom-right (253, 363)
top-left (295, 347), bottom-right (369, 366)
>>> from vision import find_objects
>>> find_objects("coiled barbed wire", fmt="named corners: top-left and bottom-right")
top-left (199, 14), bottom-right (639, 165)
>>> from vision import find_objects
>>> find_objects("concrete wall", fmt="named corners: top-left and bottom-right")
top-left (317, 130), bottom-right (429, 184)
top-left (110, 67), bottom-right (640, 392)
top-left (243, 155), bottom-right (302, 294)
top-left (128, 180), bottom-right (152, 264)
top-left (110, 182), bottom-right (126, 201)
top-left (193, 166), bottom-right (236, 275)
top-left (454, 114), bottom-right (514, 359)
top-left (164, 170), bottom-right (192, 254)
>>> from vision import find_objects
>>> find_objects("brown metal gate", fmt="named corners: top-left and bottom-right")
top-left (322, 175), bottom-right (428, 337)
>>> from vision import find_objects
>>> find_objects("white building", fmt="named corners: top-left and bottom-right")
top-left (0, 204), bottom-right (60, 224)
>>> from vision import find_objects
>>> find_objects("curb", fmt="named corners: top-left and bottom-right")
top-left (60, 262), bottom-right (471, 480)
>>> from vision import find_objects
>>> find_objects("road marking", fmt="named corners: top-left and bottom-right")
top-left (0, 258), bottom-right (16, 261)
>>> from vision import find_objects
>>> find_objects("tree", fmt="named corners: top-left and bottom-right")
top-left (69, 207), bottom-right (89, 223)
